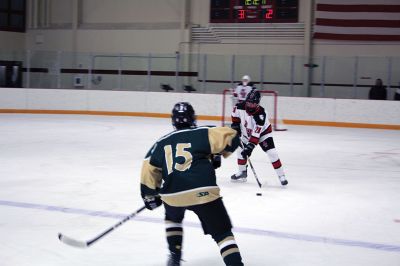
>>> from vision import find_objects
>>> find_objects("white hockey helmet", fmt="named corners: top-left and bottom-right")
top-left (242, 75), bottom-right (251, 86)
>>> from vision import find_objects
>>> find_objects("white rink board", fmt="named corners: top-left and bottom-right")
top-left (0, 88), bottom-right (399, 125)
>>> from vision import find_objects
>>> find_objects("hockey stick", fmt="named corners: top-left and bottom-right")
top-left (240, 141), bottom-right (263, 188)
top-left (247, 158), bottom-right (262, 188)
top-left (58, 205), bottom-right (146, 248)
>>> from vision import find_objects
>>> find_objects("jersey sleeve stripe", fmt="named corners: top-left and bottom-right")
top-left (231, 117), bottom-right (241, 123)
top-left (159, 186), bottom-right (221, 207)
top-left (249, 136), bottom-right (259, 145)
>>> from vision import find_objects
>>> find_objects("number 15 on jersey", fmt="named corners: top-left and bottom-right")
top-left (164, 143), bottom-right (193, 175)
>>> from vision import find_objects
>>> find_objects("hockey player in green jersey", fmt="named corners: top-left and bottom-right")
top-left (140, 102), bottom-right (244, 266)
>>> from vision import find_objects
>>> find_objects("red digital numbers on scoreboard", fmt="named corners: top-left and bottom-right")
top-left (238, 9), bottom-right (246, 20)
top-left (210, 0), bottom-right (298, 23)
top-left (265, 9), bottom-right (273, 19)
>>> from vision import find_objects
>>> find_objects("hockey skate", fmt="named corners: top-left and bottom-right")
top-left (231, 170), bottom-right (247, 182)
top-left (279, 175), bottom-right (288, 186)
top-left (167, 252), bottom-right (181, 266)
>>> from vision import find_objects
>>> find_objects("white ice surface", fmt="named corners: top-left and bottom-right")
top-left (0, 114), bottom-right (399, 266)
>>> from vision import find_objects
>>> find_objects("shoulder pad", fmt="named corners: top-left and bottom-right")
top-left (253, 108), bottom-right (267, 125)
top-left (236, 102), bottom-right (246, 110)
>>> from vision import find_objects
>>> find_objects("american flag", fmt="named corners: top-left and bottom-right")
top-left (314, 0), bottom-right (400, 41)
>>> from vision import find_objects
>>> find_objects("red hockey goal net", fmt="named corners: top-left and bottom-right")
top-left (221, 89), bottom-right (286, 131)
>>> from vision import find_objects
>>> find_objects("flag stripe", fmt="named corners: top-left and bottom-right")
top-left (316, 11), bottom-right (400, 20)
top-left (315, 25), bottom-right (400, 35)
top-left (316, 18), bottom-right (400, 28)
top-left (314, 32), bottom-right (400, 41)
top-left (317, 4), bottom-right (400, 13)
top-left (314, 2), bottom-right (400, 41)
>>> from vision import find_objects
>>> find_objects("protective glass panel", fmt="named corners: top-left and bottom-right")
top-left (28, 51), bottom-right (58, 88)
top-left (357, 56), bottom-right (389, 100)
top-left (310, 56), bottom-right (326, 98)
top-left (388, 57), bottom-right (400, 101)
top-left (59, 52), bottom-right (91, 89)
top-left (149, 54), bottom-right (178, 92)
top-left (91, 54), bottom-right (119, 90)
top-left (324, 56), bottom-right (357, 99)
top-left (204, 54), bottom-right (232, 94)
top-left (292, 56), bottom-right (307, 97)
top-left (234, 55), bottom-right (261, 87)
top-left (179, 53), bottom-right (200, 94)
top-left (121, 55), bottom-right (148, 91)
top-left (263, 55), bottom-right (292, 96)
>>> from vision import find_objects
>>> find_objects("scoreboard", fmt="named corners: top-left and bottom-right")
top-left (210, 0), bottom-right (298, 23)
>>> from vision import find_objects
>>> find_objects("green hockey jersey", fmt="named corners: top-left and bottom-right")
top-left (140, 126), bottom-right (239, 207)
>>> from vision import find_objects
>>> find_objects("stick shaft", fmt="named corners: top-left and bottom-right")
top-left (59, 205), bottom-right (146, 248)
top-left (87, 206), bottom-right (146, 246)
top-left (248, 158), bottom-right (262, 188)
top-left (240, 141), bottom-right (263, 188)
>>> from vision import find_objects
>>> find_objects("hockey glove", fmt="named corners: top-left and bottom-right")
top-left (241, 143), bottom-right (255, 159)
top-left (143, 195), bottom-right (162, 210)
top-left (211, 154), bottom-right (221, 169)
top-left (231, 122), bottom-right (241, 135)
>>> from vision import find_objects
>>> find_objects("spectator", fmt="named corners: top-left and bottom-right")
top-left (368, 78), bottom-right (387, 100)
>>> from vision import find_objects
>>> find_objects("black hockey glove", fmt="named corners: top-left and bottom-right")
top-left (231, 122), bottom-right (241, 135)
top-left (211, 154), bottom-right (221, 169)
top-left (241, 143), bottom-right (255, 159)
top-left (143, 195), bottom-right (162, 210)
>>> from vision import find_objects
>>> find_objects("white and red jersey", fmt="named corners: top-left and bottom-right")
top-left (233, 83), bottom-right (256, 102)
top-left (231, 102), bottom-right (272, 145)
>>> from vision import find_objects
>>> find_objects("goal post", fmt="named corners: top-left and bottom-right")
top-left (221, 89), bottom-right (287, 131)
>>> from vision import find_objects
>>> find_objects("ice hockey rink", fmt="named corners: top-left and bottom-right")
top-left (0, 114), bottom-right (399, 266)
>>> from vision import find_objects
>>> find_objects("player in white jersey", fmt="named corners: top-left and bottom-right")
top-left (233, 75), bottom-right (256, 103)
top-left (230, 90), bottom-right (288, 186)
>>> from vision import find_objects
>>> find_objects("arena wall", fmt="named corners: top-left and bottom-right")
top-left (0, 32), bottom-right (25, 51)
top-left (0, 88), bottom-right (399, 130)
top-left (21, 0), bottom-right (400, 57)
top-left (26, 0), bottom-right (186, 54)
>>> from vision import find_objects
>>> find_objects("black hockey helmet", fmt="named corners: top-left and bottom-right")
top-left (245, 89), bottom-right (261, 114)
top-left (171, 102), bottom-right (197, 129)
